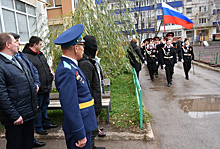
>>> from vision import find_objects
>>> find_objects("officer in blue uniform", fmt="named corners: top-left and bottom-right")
top-left (54, 24), bottom-right (97, 149)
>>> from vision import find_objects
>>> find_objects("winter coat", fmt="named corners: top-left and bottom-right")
top-left (127, 41), bottom-right (144, 72)
top-left (78, 55), bottom-right (102, 116)
top-left (23, 44), bottom-right (53, 93)
top-left (0, 54), bottom-right (38, 125)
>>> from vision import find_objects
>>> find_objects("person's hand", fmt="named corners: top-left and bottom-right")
top-left (36, 85), bottom-right (39, 93)
top-left (191, 60), bottom-right (194, 63)
top-left (14, 116), bottom-right (23, 125)
top-left (163, 64), bottom-right (166, 68)
top-left (181, 59), bottom-right (184, 63)
top-left (75, 137), bottom-right (87, 148)
top-left (141, 63), bottom-right (144, 68)
top-left (144, 61), bottom-right (147, 65)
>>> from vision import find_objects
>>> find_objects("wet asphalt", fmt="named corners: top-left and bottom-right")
top-left (140, 61), bottom-right (220, 149)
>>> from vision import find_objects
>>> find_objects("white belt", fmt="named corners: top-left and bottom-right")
top-left (184, 54), bottom-right (191, 56)
top-left (164, 56), bottom-right (173, 59)
top-left (150, 55), bottom-right (156, 58)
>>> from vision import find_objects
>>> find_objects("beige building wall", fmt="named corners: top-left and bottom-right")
top-left (47, 0), bottom-right (73, 22)
top-left (25, 0), bottom-right (36, 5)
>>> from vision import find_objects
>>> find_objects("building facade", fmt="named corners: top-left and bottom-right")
top-left (109, 0), bottom-right (220, 43)
top-left (0, 0), bottom-right (48, 43)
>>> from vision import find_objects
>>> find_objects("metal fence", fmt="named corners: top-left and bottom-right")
top-left (132, 67), bottom-right (143, 129)
top-left (194, 51), bottom-right (220, 66)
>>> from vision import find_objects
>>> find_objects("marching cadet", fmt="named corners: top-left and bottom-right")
top-left (162, 39), bottom-right (177, 87)
top-left (157, 38), bottom-right (165, 69)
top-left (166, 32), bottom-right (177, 48)
top-left (145, 41), bottom-right (158, 81)
top-left (181, 38), bottom-right (194, 80)
top-left (54, 24), bottom-right (97, 149)
top-left (140, 39), bottom-right (148, 59)
top-left (153, 37), bottom-right (160, 77)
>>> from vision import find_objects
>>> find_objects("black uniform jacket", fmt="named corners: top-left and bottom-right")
top-left (162, 45), bottom-right (177, 65)
top-left (145, 47), bottom-right (158, 63)
top-left (181, 45), bottom-right (194, 62)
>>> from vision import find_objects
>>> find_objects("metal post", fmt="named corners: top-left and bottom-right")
top-left (216, 53), bottom-right (218, 66)
top-left (139, 89), bottom-right (143, 129)
top-left (199, 51), bottom-right (201, 61)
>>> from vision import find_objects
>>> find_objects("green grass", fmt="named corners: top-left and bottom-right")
top-left (99, 73), bottom-right (152, 130)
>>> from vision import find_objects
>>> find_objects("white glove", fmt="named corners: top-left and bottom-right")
top-left (144, 61), bottom-right (147, 65)
top-left (191, 60), bottom-right (194, 63)
top-left (181, 59), bottom-right (184, 62)
top-left (156, 61), bottom-right (158, 65)
top-left (163, 64), bottom-right (166, 68)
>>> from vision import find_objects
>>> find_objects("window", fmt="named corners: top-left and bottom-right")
top-left (1, 0), bottom-right (14, 9)
top-left (17, 13), bottom-right (29, 41)
top-left (15, 0), bottom-right (26, 13)
top-left (157, 9), bottom-right (162, 15)
top-left (199, 18), bottom-right (207, 24)
top-left (174, 31), bottom-right (182, 36)
top-left (47, 0), bottom-right (62, 7)
top-left (199, 6), bottom-right (207, 12)
top-left (186, 8), bottom-right (192, 14)
top-left (0, 0), bottom-right (37, 42)
top-left (2, 9), bottom-right (17, 33)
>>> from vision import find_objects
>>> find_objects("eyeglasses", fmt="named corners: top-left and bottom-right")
top-left (76, 43), bottom-right (85, 48)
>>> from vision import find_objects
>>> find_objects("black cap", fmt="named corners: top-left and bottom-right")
top-left (153, 37), bottom-right (160, 41)
top-left (184, 38), bottom-right (188, 42)
top-left (10, 32), bottom-right (20, 39)
top-left (166, 32), bottom-right (174, 37)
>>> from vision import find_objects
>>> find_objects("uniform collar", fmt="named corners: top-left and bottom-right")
top-left (62, 55), bottom-right (78, 66)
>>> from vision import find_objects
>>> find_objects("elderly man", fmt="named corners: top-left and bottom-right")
top-left (0, 33), bottom-right (38, 149)
top-left (54, 24), bottom-right (97, 149)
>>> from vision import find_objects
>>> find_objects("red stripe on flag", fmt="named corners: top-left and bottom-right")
top-left (163, 15), bottom-right (193, 29)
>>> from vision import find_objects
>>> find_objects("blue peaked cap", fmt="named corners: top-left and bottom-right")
top-left (54, 24), bottom-right (85, 48)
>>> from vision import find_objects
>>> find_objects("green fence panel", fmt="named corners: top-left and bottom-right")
top-left (132, 67), bottom-right (143, 129)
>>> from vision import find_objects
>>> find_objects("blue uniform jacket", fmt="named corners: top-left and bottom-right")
top-left (55, 56), bottom-right (97, 141)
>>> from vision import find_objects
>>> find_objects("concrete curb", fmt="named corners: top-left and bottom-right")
top-left (193, 61), bottom-right (220, 72)
top-left (0, 123), bottom-right (155, 141)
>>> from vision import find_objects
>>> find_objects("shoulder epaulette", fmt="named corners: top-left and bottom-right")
top-left (63, 61), bottom-right (71, 70)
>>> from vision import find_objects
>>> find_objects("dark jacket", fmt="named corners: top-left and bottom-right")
top-left (0, 54), bottom-right (38, 125)
top-left (181, 45), bottom-right (194, 62)
top-left (23, 44), bottom-right (53, 93)
top-left (15, 51), bottom-right (40, 88)
top-left (127, 41), bottom-right (144, 72)
top-left (78, 55), bottom-right (102, 116)
top-left (162, 45), bottom-right (177, 65)
top-left (145, 47), bottom-right (158, 63)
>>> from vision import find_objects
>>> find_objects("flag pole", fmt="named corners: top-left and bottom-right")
top-left (163, 17), bottom-right (166, 39)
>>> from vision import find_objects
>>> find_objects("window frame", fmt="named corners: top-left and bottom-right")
top-left (46, 0), bottom-right (62, 9)
top-left (0, 0), bottom-right (37, 43)
top-left (186, 7), bottom-right (192, 14)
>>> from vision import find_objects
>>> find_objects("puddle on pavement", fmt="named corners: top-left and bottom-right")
top-left (179, 97), bottom-right (220, 118)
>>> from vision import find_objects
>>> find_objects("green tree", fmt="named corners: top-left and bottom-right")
top-left (39, 0), bottom-right (140, 77)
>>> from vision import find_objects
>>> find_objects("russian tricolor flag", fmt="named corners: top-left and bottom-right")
top-left (162, 2), bottom-right (193, 29)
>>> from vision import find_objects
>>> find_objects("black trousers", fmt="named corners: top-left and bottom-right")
top-left (165, 64), bottom-right (174, 84)
top-left (183, 61), bottom-right (191, 79)
top-left (147, 62), bottom-right (157, 80)
top-left (5, 119), bottom-right (34, 149)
